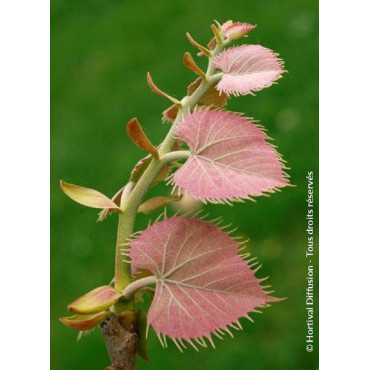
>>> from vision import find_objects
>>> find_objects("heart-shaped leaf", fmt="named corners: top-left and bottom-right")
top-left (171, 110), bottom-right (289, 203)
top-left (60, 181), bottom-right (121, 210)
top-left (129, 215), bottom-right (279, 347)
top-left (60, 312), bottom-right (109, 331)
top-left (214, 45), bottom-right (285, 96)
top-left (68, 286), bottom-right (123, 314)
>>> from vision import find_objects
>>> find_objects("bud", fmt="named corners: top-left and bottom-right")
top-left (118, 310), bottom-right (137, 332)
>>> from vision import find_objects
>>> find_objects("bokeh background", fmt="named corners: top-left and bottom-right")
top-left (51, 0), bottom-right (319, 369)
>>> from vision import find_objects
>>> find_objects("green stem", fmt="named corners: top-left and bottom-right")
top-left (114, 41), bottom-right (227, 304)
top-left (161, 150), bottom-right (191, 165)
top-left (122, 275), bottom-right (158, 299)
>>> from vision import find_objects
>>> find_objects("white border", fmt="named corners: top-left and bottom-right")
top-left (0, 1), bottom-right (50, 368)
top-left (320, 1), bottom-right (370, 369)
top-left (1, 0), bottom-right (369, 368)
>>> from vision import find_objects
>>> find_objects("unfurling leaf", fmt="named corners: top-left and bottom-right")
top-left (126, 118), bottom-right (159, 159)
top-left (60, 312), bottom-right (109, 331)
top-left (163, 78), bottom-right (227, 123)
top-left (138, 195), bottom-right (182, 215)
top-left (214, 45), bottom-right (285, 96)
top-left (68, 286), bottom-right (123, 314)
top-left (171, 110), bottom-right (289, 203)
top-left (60, 181), bottom-right (121, 210)
top-left (129, 215), bottom-right (279, 346)
top-left (223, 22), bottom-right (256, 40)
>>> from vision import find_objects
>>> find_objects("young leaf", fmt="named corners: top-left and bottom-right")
top-left (129, 215), bottom-right (279, 346)
top-left (68, 286), bottom-right (123, 314)
top-left (60, 181), bottom-right (121, 210)
top-left (214, 45), bottom-right (285, 96)
top-left (126, 118), bottom-right (159, 159)
top-left (223, 22), bottom-right (256, 40)
top-left (171, 110), bottom-right (289, 203)
top-left (60, 312), bottom-right (109, 331)
top-left (138, 196), bottom-right (181, 215)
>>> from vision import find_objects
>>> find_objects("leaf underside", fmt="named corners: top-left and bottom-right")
top-left (171, 110), bottom-right (289, 204)
top-left (129, 215), bottom-right (279, 348)
top-left (214, 45), bottom-right (285, 96)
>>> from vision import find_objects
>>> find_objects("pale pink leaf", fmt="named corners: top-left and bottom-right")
top-left (172, 110), bottom-right (289, 203)
top-left (129, 215), bottom-right (279, 345)
top-left (223, 22), bottom-right (256, 40)
top-left (214, 45), bottom-right (285, 96)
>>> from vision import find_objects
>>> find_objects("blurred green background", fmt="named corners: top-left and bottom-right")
top-left (51, 0), bottom-right (318, 369)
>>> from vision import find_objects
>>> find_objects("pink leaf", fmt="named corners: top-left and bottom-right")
top-left (223, 22), bottom-right (256, 40)
top-left (172, 110), bottom-right (289, 203)
top-left (214, 45), bottom-right (285, 96)
top-left (129, 215), bottom-right (279, 346)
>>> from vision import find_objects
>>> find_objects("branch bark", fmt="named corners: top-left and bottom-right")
top-left (101, 314), bottom-right (138, 370)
